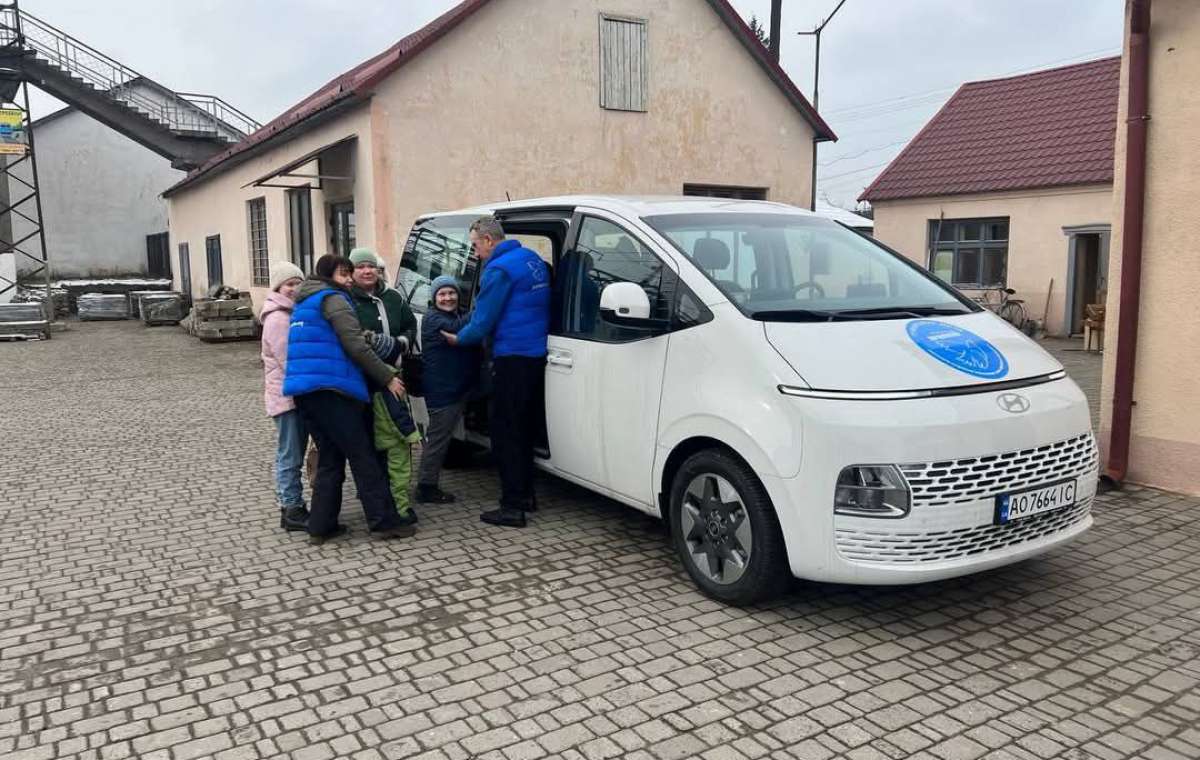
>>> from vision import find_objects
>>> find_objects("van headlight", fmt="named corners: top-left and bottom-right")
top-left (834, 465), bottom-right (911, 518)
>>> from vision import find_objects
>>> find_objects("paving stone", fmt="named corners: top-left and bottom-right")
top-left (0, 323), bottom-right (1192, 760)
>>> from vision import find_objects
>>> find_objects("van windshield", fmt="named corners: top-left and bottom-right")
top-left (644, 212), bottom-right (976, 321)
top-left (395, 215), bottom-right (476, 312)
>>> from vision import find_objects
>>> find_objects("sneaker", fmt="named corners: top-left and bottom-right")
top-left (415, 485), bottom-right (456, 504)
top-left (308, 524), bottom-right (348, 545)
top-left (395, 508), bottom-right (419, 526)
top-left (373, 524), bottom-right (417, 539)
top-left (480, 508), bottom-right (527, 528)
top-left (280, 505), bottom-right (309, 532)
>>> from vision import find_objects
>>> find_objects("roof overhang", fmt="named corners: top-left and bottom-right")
top-left (163, 94), bottom-right (366, 198)
top-left (241, 135), bottom-right (357, 190)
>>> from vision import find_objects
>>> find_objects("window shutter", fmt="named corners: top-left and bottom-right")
top-left (600, 15), bottom-right (648, 112)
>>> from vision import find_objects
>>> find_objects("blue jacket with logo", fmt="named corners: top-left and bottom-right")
top-left (282, 288), bottom-right (369, 403)
top-left (455, 239), bottom-right (550, 358)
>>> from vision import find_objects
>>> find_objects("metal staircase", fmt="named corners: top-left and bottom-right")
top-left (0, 5), bottom-right (260, 170)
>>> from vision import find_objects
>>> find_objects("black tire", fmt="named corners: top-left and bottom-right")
top-left (668, 449), bottom-right (789, 605)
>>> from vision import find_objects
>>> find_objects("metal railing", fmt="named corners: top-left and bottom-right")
top-left (0, 7), bottom-right (260, 139)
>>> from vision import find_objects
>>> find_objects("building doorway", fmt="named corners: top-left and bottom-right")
top-left (1062, 225), bottom-right (1110, 337)
top-left (146, 232), bottom-right (170, 278)
top-left (329, 201), bottom-right (355, 256)
top-left (288, 188), bottom-right (314, 274)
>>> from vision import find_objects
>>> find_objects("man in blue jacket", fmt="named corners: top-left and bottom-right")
top-left (444, 216), bottom-right (549, 527)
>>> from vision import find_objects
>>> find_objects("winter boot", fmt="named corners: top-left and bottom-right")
top-left (280, 505), bottom-right (309, 532)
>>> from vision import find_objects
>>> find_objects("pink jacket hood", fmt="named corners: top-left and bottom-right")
top-left (261, 290), bottom-right (296, 416)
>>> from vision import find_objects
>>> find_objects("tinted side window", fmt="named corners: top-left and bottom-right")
top-left (560, 217), bottom-right (673, 342)
top-left (396, 216), bottom-right (474, 313)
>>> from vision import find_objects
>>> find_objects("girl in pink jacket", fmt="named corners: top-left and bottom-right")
top-left (261, 261), bottom-right (308, 531)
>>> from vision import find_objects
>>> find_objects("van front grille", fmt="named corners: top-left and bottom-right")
top-left (835, 498), bottom-right (1092, 564)
top-left (898, 433), bottom-right (1098, 508)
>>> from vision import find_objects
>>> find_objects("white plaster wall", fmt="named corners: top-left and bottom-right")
top-left (368, 0), bottom-right (819, 264)
top-left (871, 185), bottom-right (1112, 336)
top-left (165, 104), bottom-right (374, 309)
top-left (11, 108), bottom-right (184, 278)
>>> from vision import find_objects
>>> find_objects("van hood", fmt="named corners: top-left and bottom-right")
top-left (764, 311), bottom-right (1062, 391)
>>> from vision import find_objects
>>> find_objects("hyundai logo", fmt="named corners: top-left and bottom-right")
top-left (996, 392), bottom-right (1031, 414)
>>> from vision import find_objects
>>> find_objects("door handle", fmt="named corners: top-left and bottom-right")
top-left (547, 351), bottom-right (574, 368)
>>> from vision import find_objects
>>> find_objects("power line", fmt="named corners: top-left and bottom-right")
top-left (819, 138), bottom-right (909, 167)
top-left (817, 159), bottom-right (893, 183)
top-left (819, 45), bottom-right (1121, 122)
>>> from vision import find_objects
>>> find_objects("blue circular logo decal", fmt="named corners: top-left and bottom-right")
top-left (906, 320), bottom-right (1009, 380)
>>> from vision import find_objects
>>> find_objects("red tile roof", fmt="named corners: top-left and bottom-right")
top-left (860, 57), bottom-right (1120, 202)
top-left (164, 0), bottom-right (834, 197)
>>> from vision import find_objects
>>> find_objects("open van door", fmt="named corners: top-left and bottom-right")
top-left (544, 210), bottom-right (679, 507)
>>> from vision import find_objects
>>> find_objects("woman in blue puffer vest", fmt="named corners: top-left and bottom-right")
top-left (283, 254), bottom-right (415, 544)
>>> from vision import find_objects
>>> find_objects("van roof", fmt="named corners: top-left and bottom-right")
top-left (417, 195), bottom-right (820, 222)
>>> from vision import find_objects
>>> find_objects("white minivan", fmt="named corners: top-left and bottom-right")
top-left (395, 196), bottom-right (1097, 604)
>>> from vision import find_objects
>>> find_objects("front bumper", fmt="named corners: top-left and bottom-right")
top-left (769, 377), bottom-right (1097, 585)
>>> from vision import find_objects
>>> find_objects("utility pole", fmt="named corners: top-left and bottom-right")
top-left (769, 0), bottom-right (782, 62)
top-left (798, 0), bottom-right (847, 211)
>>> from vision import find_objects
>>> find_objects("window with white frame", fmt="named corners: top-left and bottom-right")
top-left (928, 217), bottom-right (1008, 288)
top-left (599, 15), bottom-right (648, 112)
top-left (247, 197), bottom-right (269, 286)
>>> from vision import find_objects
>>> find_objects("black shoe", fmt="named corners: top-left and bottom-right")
top-left (308, 524), bottom-right (348, 545)
top-left (415, 485), bottom-right (456, 504)
top-left (373, 524), bottom-right (417, 539)
top-left (280, 505), bottom-right (309, 532)
top-left (395, 508), bottom-right (419, 526)
top-left (481, 508), bottom-right (527, 528)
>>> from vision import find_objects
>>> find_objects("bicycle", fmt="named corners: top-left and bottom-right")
top-left (974, 287), bottom-right (1028, 331)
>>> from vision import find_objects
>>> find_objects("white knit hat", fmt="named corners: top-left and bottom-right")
top-left (269, 261), bottom-right (304, 291)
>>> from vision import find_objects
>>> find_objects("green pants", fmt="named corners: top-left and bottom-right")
top-left (372, 394), bottom-right (421, 515)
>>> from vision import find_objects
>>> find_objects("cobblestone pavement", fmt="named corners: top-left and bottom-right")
top-left (2, 322), bottom-right (1197, 760)
top-left (1039, 338), bottom-right (1101, 431)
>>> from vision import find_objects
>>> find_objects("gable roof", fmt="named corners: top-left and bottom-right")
top-left (164, 0), bottom-right (835, 197)
top-left (860, 56), bottom-right (1120, 203)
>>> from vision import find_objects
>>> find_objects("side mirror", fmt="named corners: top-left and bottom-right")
top-left (599, 282), bottom-right (668, 330)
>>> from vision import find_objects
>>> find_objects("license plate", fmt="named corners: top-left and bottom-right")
top-left (995, 479), bottom-right (1077, 525)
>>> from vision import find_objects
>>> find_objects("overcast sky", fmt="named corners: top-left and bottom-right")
top-left (21, 0), bottom-right (1124, 209)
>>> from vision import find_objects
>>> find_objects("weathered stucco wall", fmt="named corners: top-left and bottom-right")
top-left (871, 185), bottom-right (1112, 336)
top-left (12, 109), bottom-right (184, 279)
top-left (368, 0), bottom-right (818, 263)
top-left (165, 105), bottom-right (373, 308)
top-left (1100, 0), bottom-right (1200, 495)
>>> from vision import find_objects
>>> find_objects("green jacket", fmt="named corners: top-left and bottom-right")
top-left (350, 283), bottom-right (417, 347)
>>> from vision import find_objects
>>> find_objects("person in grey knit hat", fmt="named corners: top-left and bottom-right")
top-left (416, 274), bottom-right (480, 504)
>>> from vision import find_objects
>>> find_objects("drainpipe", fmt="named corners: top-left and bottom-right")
top-left (1106, 0), bottom-right (1152, 484)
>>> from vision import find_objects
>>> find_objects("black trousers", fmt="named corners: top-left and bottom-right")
top-left (295, 391), bottom-right (400, 535)
top-left (490, 356), bottom-right (546, 511)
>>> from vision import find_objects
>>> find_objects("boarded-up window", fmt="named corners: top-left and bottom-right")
top-left (247, 197), bottom-right (269, 286)
top-left (600, 15), bottom-right (647, 112)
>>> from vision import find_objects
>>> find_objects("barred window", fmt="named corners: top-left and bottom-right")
top-left (247, 197), bottom-right (269, 286)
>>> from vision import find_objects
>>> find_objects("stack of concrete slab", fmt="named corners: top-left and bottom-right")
top-left (192, 295), bottom-right (259, 342)
top-left (138, 292), bottom-right (187, 326)
top-left (0, 300), bottom-right (51, 340)
top-left (78, 293), bottom-right (130, 321)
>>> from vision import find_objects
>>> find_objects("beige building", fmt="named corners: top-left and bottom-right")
top-left (862, 58), bottom-right (1120, 337)
top-left (1100, 0), bottom-right (1200, 496)
top-left (163, 0), bottom-right (834, 303)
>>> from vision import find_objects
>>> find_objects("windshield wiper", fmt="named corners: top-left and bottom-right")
top-left (751, 306), bottom-right (969, 322)
top-left (837, 306), bottom-right (969, 318)
top-left (750, 309), bottom-right (856, 322)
